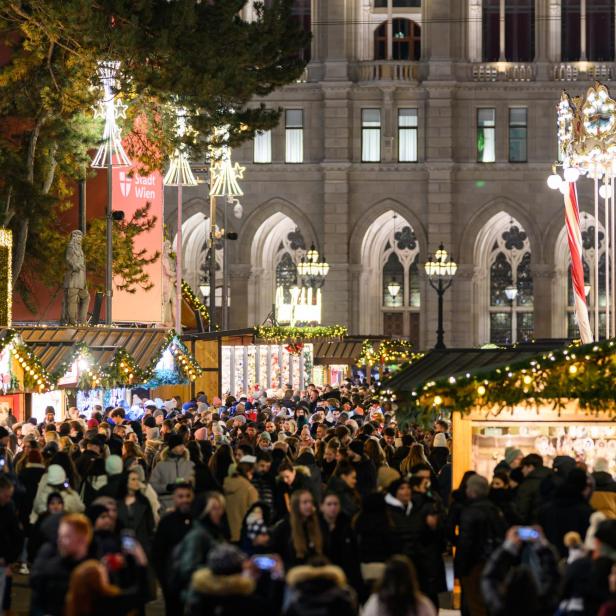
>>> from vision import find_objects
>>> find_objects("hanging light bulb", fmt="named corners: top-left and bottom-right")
top-left (599, 184), bottom-right (613, 199)
top-left (564, 167), bottom-right (580, 183)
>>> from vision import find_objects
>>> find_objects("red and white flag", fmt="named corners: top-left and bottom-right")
top-left (564, 182), bottom-right (593, 343)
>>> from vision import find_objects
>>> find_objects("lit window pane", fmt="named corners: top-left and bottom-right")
top-left (409, 259), bottom-right (420, 307)
top-left (286, 110), bottom-right (303, 163)
top-left (517, 312), bottom-right (534, 342)
top-left (478, 108), bottom-right (496, 163)
top-left (399, 109), bottom-right (418, 162)
top-left (490, 252), bottom-right (512, 306)
top-left (383, 252), bottom-right (404, 307)
top-left (254, 130), bottom-right (272, 163)
top-left (490, 312), bottom-right (512, 343)
top-left (362, 109), bottom-right (381, 162)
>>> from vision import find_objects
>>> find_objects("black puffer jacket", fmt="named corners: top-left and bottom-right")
top-left (283, 564), bottom-right (357, 616)
top-left (354, 493), bottom-right (395, 564)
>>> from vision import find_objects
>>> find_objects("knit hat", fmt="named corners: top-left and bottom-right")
top-left (433, 433), bottom-right (448, 448)
top-left (194, 427), bottom-right (207, 441)
top-left (145, 427), bottom-right (160, 441)
top-left (504, 447), bottom-right (523, 465)
top-left (595, 457), bottom-right (611, 473)
top-left (47, 464), bottom-right (67, 486)
top-left (258, 431), bottom-right (271, 442)
top-left (167, 433), bottom-right (184, 451)
top-left (87, 418), bottom-right (99, 429)
top-left (105, 455), bottom-right (123, 476)
top-left (143, 415), bottom-right (156, 428)
top-left (164, 399), bottom-right (177, 411)
top-left (207, 543), bottom-right (246, 575)
top-left (153, 409), bottom-right (165, 419)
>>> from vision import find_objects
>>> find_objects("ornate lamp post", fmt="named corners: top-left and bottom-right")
top-left (505, 284), bottom-right (519, 343)
top-left (208, 135), bottom-right (244, 331)
top-left (297, 244), bottom-right (330, 288)
top-left (163, 109), bottom-right (198, 334)
top-left (424, 244), bottom-right (457, 349)
top-left (91, 62), bottom-right (132, 325)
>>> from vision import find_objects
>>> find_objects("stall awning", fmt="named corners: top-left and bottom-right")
top-left (314, 340), bottom-right (365, 365)
top-left (17, 326), bottom-right (170, 374)
top-left (383, 341), bottom-right (569, 393)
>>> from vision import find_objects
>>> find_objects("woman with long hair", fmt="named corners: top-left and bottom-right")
top-left (65, 553), bottom-right (148, 616)
top-left (400, 443), bottom-right (432, 477)
top-left (208, 443), bottom-right (235, 486)
top-left (122, 441), bottom-right (147, 473)
top-left (116, 470), bottom-right (155, 553)
top-left (363, 555), bottom-right (436, 616)
top-left (270, 488), bottom-right (323, 568)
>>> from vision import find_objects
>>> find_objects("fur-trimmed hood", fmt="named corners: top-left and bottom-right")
top-left (191, 568), bottom-right (255, 596)
top-left (286, 564), bottom-right (347, 588)
top-left (159, 446), bottom-right (190, 461)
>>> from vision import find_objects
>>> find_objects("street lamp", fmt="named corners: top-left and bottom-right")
top-left (387, 279), bottom-right (401, 299)
top-left (163, 108), bottom-right (198, 334)
top-left (91, 61), bottom-right (132, 325)
top-left (424, 243), bottom-right (457, 349)
top-left (504, 285), bottom-right (518, 343)
top-left (297, 244), bottom-right (329, 288)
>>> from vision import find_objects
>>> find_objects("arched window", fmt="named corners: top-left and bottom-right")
top-left (475, 213), bottom-right (534, 344)
top-left (374, 19), bottom-right (421, 60)
top-left (380, 219), bottom-right (421, 343)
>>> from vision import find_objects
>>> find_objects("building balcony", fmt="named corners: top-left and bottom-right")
top-left (352, 60), bottom-right (422, 83)
top-left (465, 62), bottom-right (535, 82)
top-left (552, 62), bottom-right (615, 82)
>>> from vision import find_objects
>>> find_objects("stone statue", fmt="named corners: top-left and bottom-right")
top-left (161, 239), bottom-right (176, 327)
top-left (62, 230), bottom-right (90, 324)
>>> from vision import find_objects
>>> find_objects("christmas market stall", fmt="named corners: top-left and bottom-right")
top-left (186, 325), bottom-right (347, 399)
top-left (17, 325), bottom-right (202, 420)
top-left (391, 339), bottom-right (616, 489)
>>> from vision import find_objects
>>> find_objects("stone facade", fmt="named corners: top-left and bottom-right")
top-left (165, 0), bottom-right (614, 350)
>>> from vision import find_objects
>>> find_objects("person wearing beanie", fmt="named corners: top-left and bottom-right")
top-left (256, 431), bottom-right (272, 451)
top-left (30, 464), bottom-right (84, 523)
top-left (144, 425), bottom-right (164, 471)
top-left (184, 544), bottom-right (270, 616)
top-left (98, 455), bottom-right (125, 500)
top-left (149, 431), bottom-right (194, 511)
top-left (495, 447), bottom-right (524, 474)
top-left (86, 418), bottom-right (99, 430)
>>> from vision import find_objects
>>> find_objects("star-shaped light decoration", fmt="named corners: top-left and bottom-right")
top-left (91, 61), bottom-right (131, 169)
top-left (164, 108), bottom-right (198, 187)
top-left (209, 159), bottom-right (245, 197)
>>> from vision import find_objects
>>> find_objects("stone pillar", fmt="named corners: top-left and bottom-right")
top-left (382, 87), bottom-right (396, 163)
top-left (424, 0), bottom-right (454, 78)
top-left (531, 263), bottom-right (555, 338)
top-left (450, 264), bottom-right (475, 347)
top-left (317, 0), bottom-right (349, 81)
top-left (229, 264), bottom-right (251, 329)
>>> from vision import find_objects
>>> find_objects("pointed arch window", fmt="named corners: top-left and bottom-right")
top-left (488, 221), bottom-right (534, 343)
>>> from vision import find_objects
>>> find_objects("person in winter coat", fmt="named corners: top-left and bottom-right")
top-left (489, 472), bottom-right (521, 527)
top-left (115, 469), bottom-right (156, 554)
top-left (17, 449), bottom-right (46, 530)
top-left (152, 481), bottom-right (194, 615)
top-left (283, 558), bottom-right (357, 616)
top-left (363, 555), bottom-right (436, 616)
top-left (326, 460), bottom-right (362, 519)
top-left (251, 451), bottom-right (275, 511)
top-left (28, 492), bottom-right (65, 563)
top-left (513, 453), bottom-right (553, 524)
top-left (347, 440), bottom-right (376, 499)
top-left (354, 492), bottom-right (396, 585)
top-left (223, 456), bottom-right (259, 542)
top-left (454, 474), bottom-right (507, 616)
top-left (275, 461), bottom-right (318, 522)
top-left (480, 526), bottom-right (560, 616)
top-left (0, 476), bottom-right (24, 576)
top-left (536, 467), bottom-right (594, 559)
top-left (184, 544), bottom-right (271, 616)
top-left (559, 518), bottom-right (616, 615)
top-left (384, 478), bottom-right (415, 557)
top-left (319, 492), bottom-right (364, 599)
top-left (172, 491), bottom-right (229, 596)
top-left (97, 455), bottom-right (124, 500)
top-left (239, 500), bottom-right (272, 555)
top-left (30, 464), bottom-right (85, 523)
top-left (270, 489), bottom-right (324, 569)
top-left (592, 458), bottom-right (616, 519)
top-left (149, 433), bottom-right (195, 512)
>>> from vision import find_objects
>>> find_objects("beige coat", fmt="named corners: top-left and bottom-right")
top-left (223, 473), bottom-right (258, 541)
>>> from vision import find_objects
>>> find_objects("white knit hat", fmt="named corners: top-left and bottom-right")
top-left (47, 464), bottom-right (67, 486)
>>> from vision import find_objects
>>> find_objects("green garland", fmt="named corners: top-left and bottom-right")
top-left (142, 331), bottom-right (203, 384)
top-left (399, 338), bottom-right (616, 424)
top-left (358, 338), bottom-right (422, 366)
top-left (255, 325), bottom-right (347, 343)
top-left (181, 280), bottom-right (209, 324)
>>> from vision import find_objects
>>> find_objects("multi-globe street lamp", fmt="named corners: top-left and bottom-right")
top-left (424, 244), bottom-right (457, 349)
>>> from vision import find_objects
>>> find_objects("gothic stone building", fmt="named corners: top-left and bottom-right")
top-left (166, 0), bottom-right (614, 350)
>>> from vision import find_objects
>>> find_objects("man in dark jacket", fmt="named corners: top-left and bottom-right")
top-left (152, 481), bottom-right (195, 614)
top-left (455, 474), bottom-right (507, 616)
top-left (536, 467), bottom-right (593, 558)
top-left (30, 513), bottom-right (92, 616)
top-left (347, 440), bottom-right (376, 499)
top-left (513, 453), bottom-right (553, 524)
top-left (0, 476), bottom-right (24, 609)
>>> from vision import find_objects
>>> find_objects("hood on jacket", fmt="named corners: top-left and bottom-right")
top-left (286, 564), bottom-right (347, 588)
top-left (384, 492), bottom-right (413, 515)
top-left (160, 446), bottom-right (190, 462)
top-left (191, 568), bottom-right (255, 596)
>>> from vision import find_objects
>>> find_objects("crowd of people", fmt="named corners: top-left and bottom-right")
top-left (0, 383), bottom-right (616, 615)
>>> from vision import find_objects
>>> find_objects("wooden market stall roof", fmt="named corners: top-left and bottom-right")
top-left (16, 325), bottom-right (170, 373)
top-left (313, 336), bottom-right (390, 365)
top-left (382, 340), bottom-right (570, 393)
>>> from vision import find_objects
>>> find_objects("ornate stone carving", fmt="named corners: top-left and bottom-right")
top-left (62, 231), bottom-right (90, 325)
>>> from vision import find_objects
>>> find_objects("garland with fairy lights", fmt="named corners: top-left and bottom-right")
top-left (400, 338), bottom-right (616, 423)
top-left (141, 331), bottom-right (203, 384)
top-left (255, 325), bottom-right (347, 344)
top-left (358, 339), bottom-right (422, 366)
top-left (13, 342), bottom-right (54, 392)
top-left (181, 280), bottom-right (209, 324)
